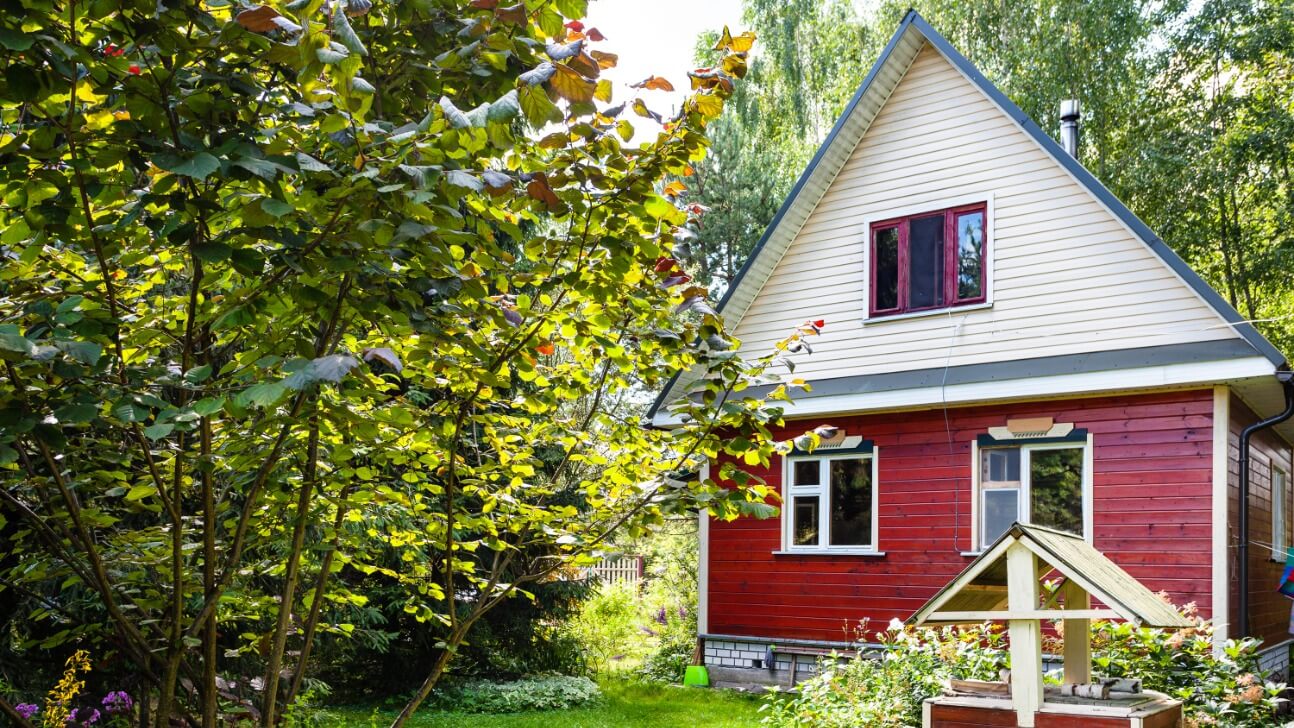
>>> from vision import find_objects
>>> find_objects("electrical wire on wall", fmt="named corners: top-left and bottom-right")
top-left (939, 309), bottom-right (969, 553)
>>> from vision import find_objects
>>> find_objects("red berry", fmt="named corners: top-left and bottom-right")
top-left (128, 64), bottom-right (141, 75)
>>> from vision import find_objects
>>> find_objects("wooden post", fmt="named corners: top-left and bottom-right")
top-left (1060, 579), bottom-right (1091, 686)
top-left (1006, 541), bottom-right (1043, 727)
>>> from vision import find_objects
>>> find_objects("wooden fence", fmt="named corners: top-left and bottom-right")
top-left (585, 556), bottom-right (644, 586)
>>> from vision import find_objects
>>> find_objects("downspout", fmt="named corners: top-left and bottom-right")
top-left (1238, 371), bottom-right (1294, 638)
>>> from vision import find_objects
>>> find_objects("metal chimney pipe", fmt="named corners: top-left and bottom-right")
top-left (1060, 100), bottom-right (1081, 157)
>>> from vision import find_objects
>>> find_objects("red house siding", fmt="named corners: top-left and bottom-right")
top-left (708, 389), bottom-right (1215, 643)
top-left (1228, 395), bottom-right (1294, 648)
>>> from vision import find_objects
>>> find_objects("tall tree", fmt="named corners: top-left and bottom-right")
top-left (0, 2), bottom-right (813, 725)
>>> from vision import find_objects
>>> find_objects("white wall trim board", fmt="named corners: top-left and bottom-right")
top-left (697, 461), bottom-right (710, 636)
top-left (653, 356), bottom-right (1274, 428)
top-left (1212, 385), bottom-right (1231, 654)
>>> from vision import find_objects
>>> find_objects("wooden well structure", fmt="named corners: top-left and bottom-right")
top-left (909, 523), bottom-right (1191, 728)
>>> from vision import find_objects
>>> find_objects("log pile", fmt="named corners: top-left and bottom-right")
top-left (945, 675), bottom-right (1144, 701)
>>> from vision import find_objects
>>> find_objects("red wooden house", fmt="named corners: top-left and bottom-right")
top-left (650, 11), bottom-right (1294, 687)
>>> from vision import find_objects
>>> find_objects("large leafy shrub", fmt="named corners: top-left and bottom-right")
top-left (423, 675), bottom-right (601, 714)
top-left (1085, 610), bottom-right (1286, 727)
top-left (759, 622), bottom-right (1005, 728)
top-left (637, 529), bottom-right (700, 683)
top-left (0, 0), bottom-right (800, 723)
top-left (565, 582), bottom-right (648, 673)
top-left (760, 616), bottom-right (1286, 728)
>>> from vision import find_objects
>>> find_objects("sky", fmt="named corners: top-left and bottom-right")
top-left (583, 0), bottom-right (746, 139)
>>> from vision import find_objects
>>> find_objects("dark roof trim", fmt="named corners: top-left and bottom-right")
top-left (977, 429), bottom-right (1088, 447)
top-left (790, 438), bottom-right (874, 456)
top-left (645, 11), bottom-right (923, 421)
top-left (904, 12), bottom-right (1284, 368)
top-left (726, 339), bottom-right (1264, 402)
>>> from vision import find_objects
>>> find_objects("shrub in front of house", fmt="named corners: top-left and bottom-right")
top-left (758, 621), bottom-right (1006, 728)
top-left (425, 675), bottom-right (601, 714)
top-left (564, 582), bottom-right (650, 672)
top-left (759, 614), bottom-right (1285, 728)
top-left (1085, 608), bottom-right (1285, 727)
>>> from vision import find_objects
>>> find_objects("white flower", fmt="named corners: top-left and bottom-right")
top-left (888, 618), bottom-right (905, 632)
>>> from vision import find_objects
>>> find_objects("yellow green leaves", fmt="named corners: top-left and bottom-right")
top-left (518, 85), bottom-right (560, 127)
top-left (124, 484), bottom-right (156, 501)
top-left (330, 1), bottom-right (367, 56)
top-left (549, 64), bottom-right (595, 103)
top-left (153, 152), bottom-right (221, 180)
top-left (713, 26), bottom-right (756, 53)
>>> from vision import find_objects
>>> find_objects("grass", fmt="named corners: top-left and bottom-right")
top-left (319, 678), bottom-right (768, 728)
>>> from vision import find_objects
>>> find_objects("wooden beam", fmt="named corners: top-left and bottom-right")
top-left (1061, 579), bottom-right (1091, 685)
top-left (1007, 542), bottom-right (1043, 728)
top-left (926, 609), bottom-right (1118, 622)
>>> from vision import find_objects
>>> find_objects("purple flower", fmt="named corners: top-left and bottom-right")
top-left (655, 607), bottom-right (667, 625)
top-left (66, 708), bottom-right (101, 726)
top-left (15, 703), bottom-right (38, 719)
top-left (678, 605), bottom-right (687, 619)
top-left (102, 691), bottom-right (133, 714)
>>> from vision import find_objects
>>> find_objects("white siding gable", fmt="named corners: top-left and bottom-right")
top-left (730, 42), bottom-right (1241, 383)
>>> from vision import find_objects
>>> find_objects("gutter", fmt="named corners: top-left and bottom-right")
top-left (1238, 370), bottom-right (1294, 638)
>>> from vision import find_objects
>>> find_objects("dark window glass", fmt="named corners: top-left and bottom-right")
top-left (956, 211), bottom-right (984, 300)
top-left (982, 489), bottom-right (1018, 548)
top-left (829, 458), bottom-right (872, 546)
top-left (907, 214), bottom-right (945, 309)
top-left (874, 227), bottom-right (899, 311)
top-left (983, 448), bottom-right (1020, 484)
top-left (793, 497), bottom-right (819, 546)
top-left (1030, 448), bottom-right (1084, 536)
top-left (793, 460), bottom-right (819, 486)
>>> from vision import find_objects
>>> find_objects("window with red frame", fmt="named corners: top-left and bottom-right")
top-left (870, 203), bottom-right (987, 316)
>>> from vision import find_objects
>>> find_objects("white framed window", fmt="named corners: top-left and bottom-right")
top-left (782, 449), bottom-right (879, 554)
top-left (1273, 466), bottom-right (1288, 561)
top-left (975, 440), bottom-right (1092, 551)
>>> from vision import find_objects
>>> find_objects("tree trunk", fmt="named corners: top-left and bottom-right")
top-left (260, 411), bottom-right (321, 726)
top-left (285, 484), bottom-right (355, 707)
top-left (388, 643), bottom-right (457, 728)
top-left (201, 416), bottom-right (218, 727)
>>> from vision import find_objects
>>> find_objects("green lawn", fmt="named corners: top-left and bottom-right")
top-left (320, 679), bottom-right (768, 727)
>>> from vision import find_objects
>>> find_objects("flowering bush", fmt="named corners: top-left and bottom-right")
top-left (5, 650), bottom-right (136, 727)
top-left (759, 621), bottom-right (1006, 728)
top-left (760, 613), bottom-right (1287, 728)
top-left (42, 650), bottom-right (90, 727)
top-left (1083, 607), bottom-right (1285, 727)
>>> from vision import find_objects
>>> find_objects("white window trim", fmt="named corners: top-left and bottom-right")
top-left (780, 449), bottom-right (881, 555)
top-left (861, 191), bottom-right (995, 325)
top-left (969, 433), bottom-right (1094, 553)
top-left (1273, 465), bottom-right (1288, 562)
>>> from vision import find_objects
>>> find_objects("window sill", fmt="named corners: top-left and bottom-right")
top-left (773, 550), bottom-right (887, 557)
top-left (864, 301), bottom-right (992, 326)
top-left (960, 551), bottom-right (983, 557)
